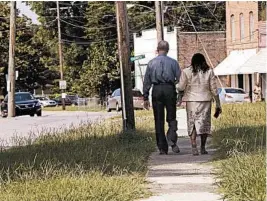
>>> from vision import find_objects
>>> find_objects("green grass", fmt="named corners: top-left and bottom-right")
top-left (43, 105), bottom-right (104, 112)
top-left (0, 111), bottom-right (155, 201)
top-left (212, 102), bottom-right (266, 201)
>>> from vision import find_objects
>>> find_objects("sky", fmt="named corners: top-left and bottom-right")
top-left (17, 1), bottom-right (39, 24)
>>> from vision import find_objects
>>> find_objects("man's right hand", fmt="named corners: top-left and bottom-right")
top-left (144, 100), bottom-right (150, 110)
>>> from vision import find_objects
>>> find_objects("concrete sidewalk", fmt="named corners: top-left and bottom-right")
top-left (138, 109), bottom-right (222, 201)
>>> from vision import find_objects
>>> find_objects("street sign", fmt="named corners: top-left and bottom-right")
top-left (130, 54), bottom-right (145, 62)
top-left (5, 70), bottom-right (19, 81)
top-left (6, 81), bottom-right (10, 92)
top-left (16, 71), bottom-right (18, 80)
top-left (62, 93), bottom-right (67, 98)
top-left (59, 80), bottom-right (67, 89)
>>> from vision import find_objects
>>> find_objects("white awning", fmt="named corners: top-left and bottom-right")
top-left (238, 48), bottom-right (267, 74)
top-left (214, 49), bottom-right (257, 75)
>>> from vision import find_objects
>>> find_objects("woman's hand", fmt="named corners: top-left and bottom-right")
top-left (177, 101), bottom-right (182, 107)
top-left (144, 100), bottom-right (150, 110)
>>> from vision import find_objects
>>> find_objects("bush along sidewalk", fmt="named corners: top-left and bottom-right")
top-left (0, 112), bottom-right (155, 201)
top-left (212, 102), bottom-right (266, 201)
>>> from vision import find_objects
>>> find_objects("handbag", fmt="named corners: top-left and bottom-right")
top-left (214, 107), bottom-right (222, 118)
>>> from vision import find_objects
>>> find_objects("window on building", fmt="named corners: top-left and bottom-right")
top-left (231, 15), bottom-right (235, 42)
top-left (240, 13), bottom-right (244, 41)
top-left (249, 12), bottom-right (254, 41)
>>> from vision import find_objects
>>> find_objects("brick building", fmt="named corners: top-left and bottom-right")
top-left (226, 1), bottom-right (259, 54)
top-left (259, 21), bottom-right (266, 48)
top-left (214, 1), bottom-right (266, 100)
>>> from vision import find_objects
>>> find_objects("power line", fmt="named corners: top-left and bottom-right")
top-left (61, 32), bottom-right (118, 40)
top-left (60, 19), bottom-right (116, 30)
top-left (61, 21), bottom-right (155, 46)
top-left (62, 38), bottom-right (117, 45)
top-left (166, 1), bottom-right (224, 9)
top-left (59, 2), bottom-right (89, 6)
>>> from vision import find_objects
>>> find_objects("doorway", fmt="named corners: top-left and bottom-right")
top-left (238, 74), bottom-right (244, 89)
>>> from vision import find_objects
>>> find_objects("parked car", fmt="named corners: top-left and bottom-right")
top-left (107, 89), bottom-right (144, 112)
top-left (53, 96), bottom-right (73, 106)
top-left (218, 87), bottom-right (251, 103)
top-left (1, 92), bottom-right (42, 118)
top-left (36, 96), bottom-right (57, 108)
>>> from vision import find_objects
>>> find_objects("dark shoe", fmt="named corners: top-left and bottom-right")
top-left (171, 144), bottom-right (180, 153)
top-left (201, 147), bottom-right (208, 155)
top-left (159, 149), bottom-right (168, 155)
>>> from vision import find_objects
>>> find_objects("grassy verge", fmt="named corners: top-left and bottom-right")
top-left (212, 102), bottom-right (266, 201)
top-left (0, 111), bottom-right (155, 201)
top-left (43, 106), bottom-right (104, 112)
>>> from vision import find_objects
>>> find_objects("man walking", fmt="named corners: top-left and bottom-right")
top-left (143, 41), bottom-right (181, 155)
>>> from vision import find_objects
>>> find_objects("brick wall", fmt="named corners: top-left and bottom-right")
top-left (177, 32), bottom-right (226, 69)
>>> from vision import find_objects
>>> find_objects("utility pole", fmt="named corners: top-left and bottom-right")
top-left (8, 1), bottom-right (16, 117)
top-left (115, 1), bottom-right (135, 131)
top-left (155, 1), bottom-right (164, 42)
top-left (56, 1), bottom-right (65, 110)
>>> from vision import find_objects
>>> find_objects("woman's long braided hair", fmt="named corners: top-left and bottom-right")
top-left (191, 53), bottom-right (210, 75)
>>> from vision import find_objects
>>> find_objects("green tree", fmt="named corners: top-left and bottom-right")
top-left (0, 2), bottom-right (58, 96)
top-left (28, 1), bottom-right (88, 94)
top-left (74, 42), bottom-right (119, 99)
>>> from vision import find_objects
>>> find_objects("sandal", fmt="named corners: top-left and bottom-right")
top-left (192, 145), bottom-right (199, 156)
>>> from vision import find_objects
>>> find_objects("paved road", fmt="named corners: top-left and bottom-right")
top-left (0, 111), bottom-right (117, 146)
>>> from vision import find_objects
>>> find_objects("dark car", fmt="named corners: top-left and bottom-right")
top-left (67, 95), bottom-right (79, 105)
top-left (1, 92), bottom-right (42, 118)
top-left (68, 95), bottom-right (88, 106)
top-left (53, 96), bottom-right (73, 106)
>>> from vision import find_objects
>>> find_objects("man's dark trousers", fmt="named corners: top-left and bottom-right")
top-left (152, 84), bottom-right (178, 152)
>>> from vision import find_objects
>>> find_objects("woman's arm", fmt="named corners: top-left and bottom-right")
top-left (209, 69), bottom-right (221, 108)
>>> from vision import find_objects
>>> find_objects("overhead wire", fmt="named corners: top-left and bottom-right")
top-left (62, 21), bottom-right (156, 46)
top-left (203, 2), bottom-right (225, 29)
top-left (60, 19), bottom-right (116, 30)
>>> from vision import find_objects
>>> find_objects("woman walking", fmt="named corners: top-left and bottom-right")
top-left (177, 53), bottom-right (222, 155)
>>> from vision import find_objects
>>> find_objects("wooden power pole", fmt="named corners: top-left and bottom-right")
top-left (56, 1), bottom-right (66, 110)
top-left (115, 1), bottom-right (135, 131)
top-left (155, 1), bottom-right (164, 42)
top-left (8, 1), bottom-right (16, 117)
